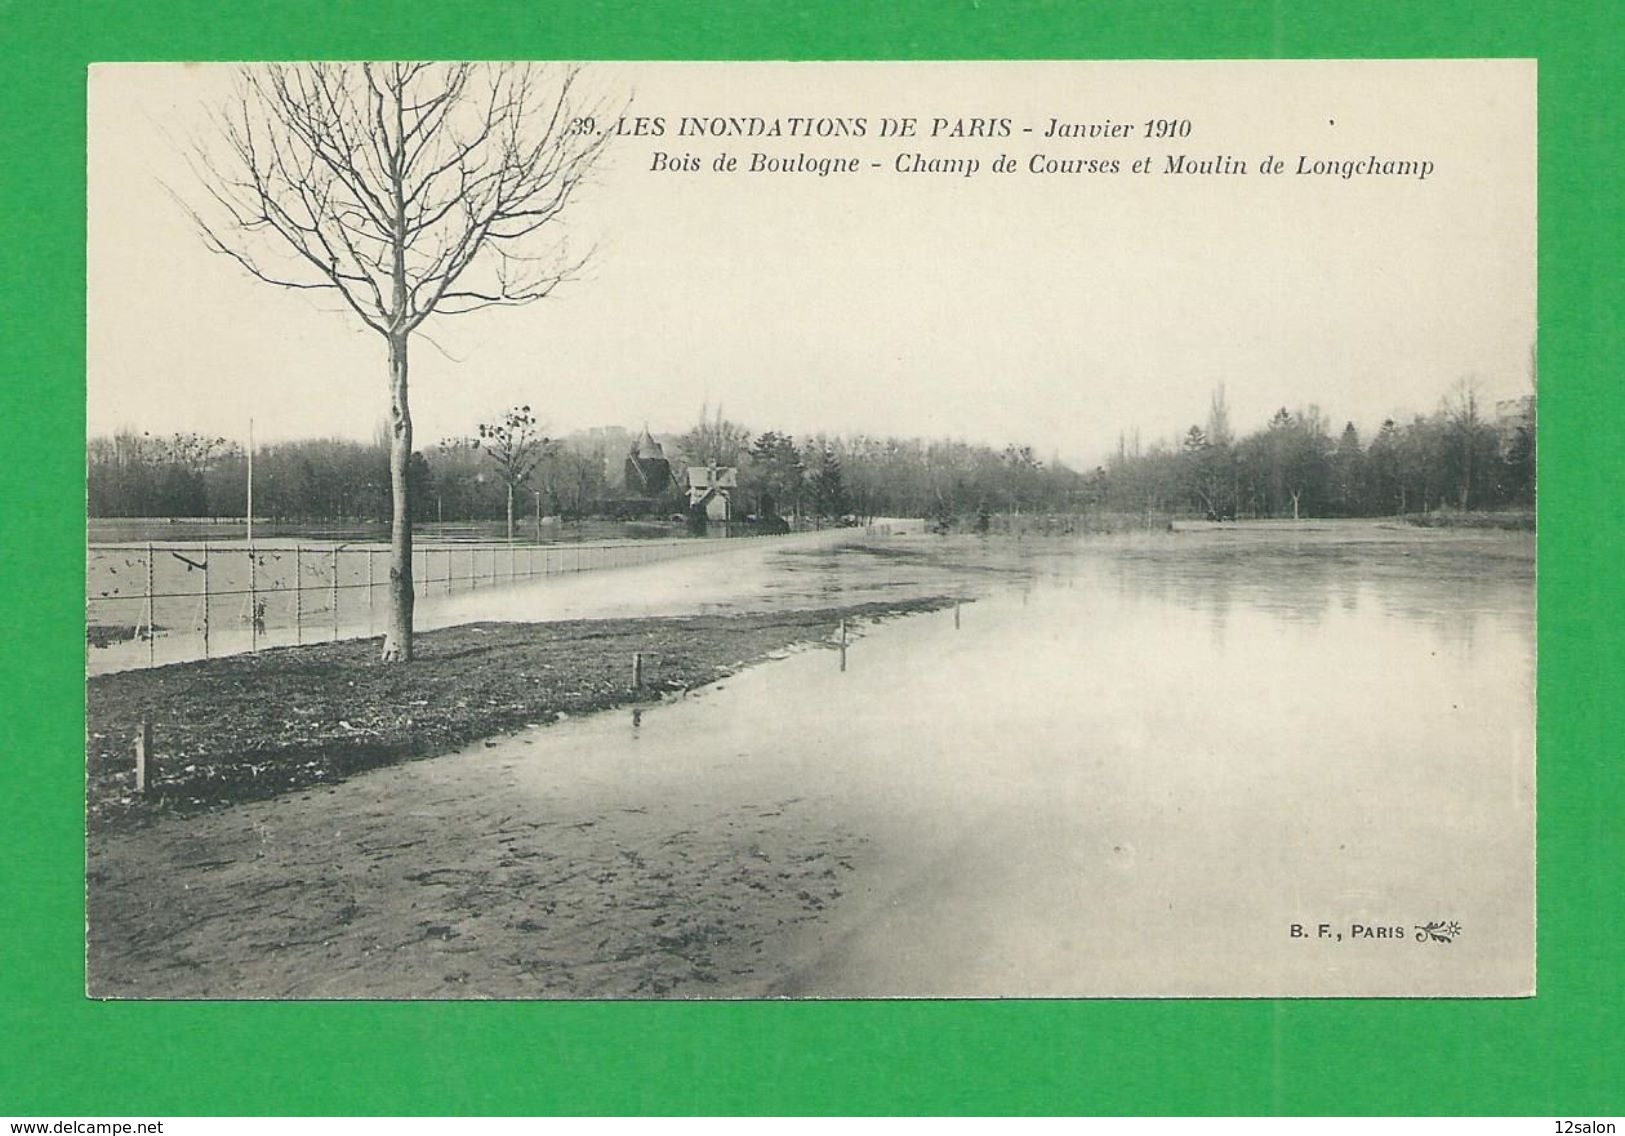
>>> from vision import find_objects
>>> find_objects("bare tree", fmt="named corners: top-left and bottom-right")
top-left (678, 403), bottom-right (752, 468)
top-left (180, 62), bottom-right (611, 661)
top-left (473, 405), bottom-right (553, 542)
top-left (1443, 378), bottom-right (1488, 511)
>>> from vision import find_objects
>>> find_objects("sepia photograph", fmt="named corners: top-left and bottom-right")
top-left (85, 59), bottom-right (1536, 1000)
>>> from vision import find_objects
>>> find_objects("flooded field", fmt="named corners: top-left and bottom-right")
top-left (85, 523), bottom-right (894, 674)
top-left (87, 520), bottom-right (1534, 998)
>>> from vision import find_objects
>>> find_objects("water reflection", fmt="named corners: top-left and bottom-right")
top-left (499, 522), bottom-right (1535, 996)
top-left (769, 529), bottom-right (1531, 663)
top-left (1089, 531), bottom-right (1531, 654)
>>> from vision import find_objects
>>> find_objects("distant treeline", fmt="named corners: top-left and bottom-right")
top-left (1096, 384), bottom-right (1535, 521)
top-left (86, 430), bottom-right (606, 523)
top-left (87, 382), bottom-right (1534, 524)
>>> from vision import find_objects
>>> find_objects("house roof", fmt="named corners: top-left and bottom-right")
top-left (632, 427), bottom-right (665, 460)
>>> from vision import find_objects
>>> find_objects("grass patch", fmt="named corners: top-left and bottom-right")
top-left (1402, 510), bottom-right (1535, 531)
top-left (86, 598), bottom-right (952, 832)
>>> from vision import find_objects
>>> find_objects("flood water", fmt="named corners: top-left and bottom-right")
top-left (495, 521), bottom-right (1535, 996)
top-left (88, 520), bottom-right (1535, 999)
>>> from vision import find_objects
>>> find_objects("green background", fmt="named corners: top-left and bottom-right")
top-left (2, 0), bottom-right (1619, 1116)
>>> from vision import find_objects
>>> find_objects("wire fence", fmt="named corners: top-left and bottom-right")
top-left (87, 527), bottom-right (902, 673)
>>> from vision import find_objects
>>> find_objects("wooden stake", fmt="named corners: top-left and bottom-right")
top-left (294, 542), bottom-right (303, 645)
top-left (201, 542), bottom-right (210, 659)
top-left (134, 720), bottom-right (153, 795)
top-left (145, 542), bottom-right (155, 664)
top-left (248, 547), bottom-right (259, 652)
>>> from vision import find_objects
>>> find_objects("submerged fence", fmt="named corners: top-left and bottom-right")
top-left (87, 529), bottom-right (887, 673)
top-left (87, 533), bottom-right (819, 676)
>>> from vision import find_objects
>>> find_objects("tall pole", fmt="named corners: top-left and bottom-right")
top-left (246, 417), bottom-right (255, 545)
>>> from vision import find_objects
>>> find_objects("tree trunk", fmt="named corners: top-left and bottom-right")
top-left (506, 483), bottom-right (515, 543)
top-left (380, 330), bottom-right (415, 662)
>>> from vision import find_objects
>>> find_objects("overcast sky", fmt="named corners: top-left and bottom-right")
top-left (88, 60), bottom-right (1534, 467)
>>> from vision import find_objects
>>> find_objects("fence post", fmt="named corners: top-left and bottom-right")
top-left (134, 720), bottom-right (153, 795)
top-left (248, 547), bottom-right (258, 652)
top-left (145, 542), bottom-right (155, 665)
top-left (295, 542), bottom-right (303, 645)
top-left (201, 542), bottom-right (210, 659)
top-left (367, 548), bottom-right (375, 625)
top-left (332, 547), bottom-right (340, 640)
top-left (632, 651), bottom-right (644, 689)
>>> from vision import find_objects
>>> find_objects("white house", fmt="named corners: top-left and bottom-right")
top-left (686, 464), bottom-right (738, 521)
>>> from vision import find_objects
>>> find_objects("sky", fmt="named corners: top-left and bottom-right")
top-left (87, 61), bottom-right (1535, 468)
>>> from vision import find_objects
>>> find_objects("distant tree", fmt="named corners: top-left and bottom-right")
top-left (552, 442), bottom-right (608, 517)
top-left (1397, 414), bottom-right (1446, 513)
top-left (407, 451), bottom-right (435, 523)
top-left (1205, 385), bottom-right (1234, 449)
top-left (745, 430), bottom-right (803, 519)
top-left (472, 406), bottom-right (553, 541)
top-left (1504, 346), bottom-right (1538, 507)
top-left (182, 62), bottom-right (612, 661)
top-left (805, 442), bottom-right (850, 520)
top-left (1500, 409), bottom-right (1536, 507)
top-left (87, 430), bottom-right (245, 518)
top-left (1264, 407), bottom-right (1331, 520)
top-left (1203, 385), bottom-right (1238, 517)
top-left (1442, 379), bottom-right (1500, 510)
top-left (833, 435), bottom-right (882, 521)
top-left (1258, 408), bottom-right (1292, 516)
top-left (678, 404), bottom-right (751, 469)
top-left (1366, 419), bottom-right (1403, 514)
top-left (1179, 425), bottom-right (1222, 518)
top-left (1000, 444), bottom-right (1045, 512)
top-left (1330, 422), bottom-right (1365, 516)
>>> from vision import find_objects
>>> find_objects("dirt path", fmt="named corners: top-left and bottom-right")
top-left (87, 683), bottom-right (873, 999)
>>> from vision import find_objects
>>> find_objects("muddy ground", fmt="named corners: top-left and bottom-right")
top-left (86, 598), bottom-right (950, 831)
top-left (86, 718), bottom-right (873, 999)
top-left (85, 598), bottom-right (955, 998)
